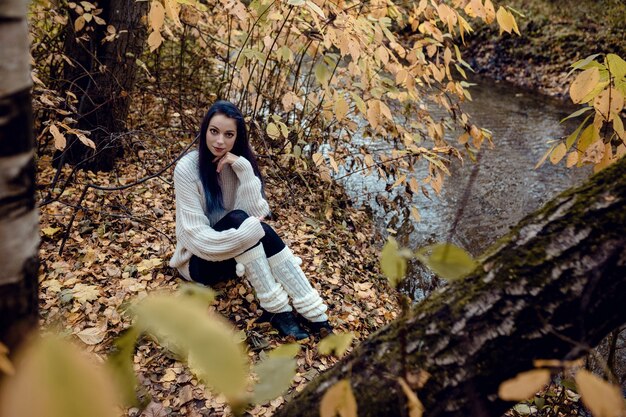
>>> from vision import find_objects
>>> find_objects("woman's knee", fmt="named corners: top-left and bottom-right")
top-left (261, 222), bottom-right (285, 255)
top-left (215, 209), bottom-right (250, 230)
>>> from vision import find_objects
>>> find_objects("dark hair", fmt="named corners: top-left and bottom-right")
top-left (198, 100), bottom-right (264, 216)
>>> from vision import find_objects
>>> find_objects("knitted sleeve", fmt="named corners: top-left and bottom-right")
top-left (231, 157), bottom-right (271, 218)
top-left (173, 157), bottom-right (265, 261)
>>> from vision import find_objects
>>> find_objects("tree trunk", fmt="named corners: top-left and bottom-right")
top-left (275, 158), bottom-right (626, 417)
top-left (0, 0), bottom-right (39, 352)
top-left (56, 0), bottom-right (147, 171)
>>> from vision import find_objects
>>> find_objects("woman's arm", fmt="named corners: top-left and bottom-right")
top-left (230, 157), bottom-right (271, 219)
top-left (173, 159), bottom-right (265, 261)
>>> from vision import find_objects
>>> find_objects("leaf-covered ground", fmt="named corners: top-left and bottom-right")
top-left (37, 139), bottom-right (400, 416)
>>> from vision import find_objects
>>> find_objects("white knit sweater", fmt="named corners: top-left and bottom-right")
top-left (169, 151), bottom-right (271, 280)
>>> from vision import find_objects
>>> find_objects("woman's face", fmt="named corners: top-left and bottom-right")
top-left (206, 113), bottom-right (237, 158)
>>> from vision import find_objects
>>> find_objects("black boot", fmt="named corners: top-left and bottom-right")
top-left (268, 312), bottom-right (309, 340)
top-left (297, 316), bottom-right (334, 338)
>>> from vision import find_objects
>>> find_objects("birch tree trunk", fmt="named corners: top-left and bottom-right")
top-left (0, 0), bottom-right (39, 352)
top-left (275, 158), bottom-right (626, 417)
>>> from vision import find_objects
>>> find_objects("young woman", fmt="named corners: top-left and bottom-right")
top-left (169, 100), bottom-right (332, 340)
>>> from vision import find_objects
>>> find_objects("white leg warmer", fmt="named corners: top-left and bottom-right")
top-left (235, 245), bottom-right (291, 314)
top-left (268, 247), bottom-right (328, 322)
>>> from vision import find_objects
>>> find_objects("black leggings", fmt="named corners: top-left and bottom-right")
top-left (188, 209), bottom-right (286, 286)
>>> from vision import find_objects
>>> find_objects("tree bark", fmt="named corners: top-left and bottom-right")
top-left (56, 0), bottom-right (147, 171)
top-left (0, 0), bottom-right (39, 352)
top-left (275, 158), bottom-right (626, 417)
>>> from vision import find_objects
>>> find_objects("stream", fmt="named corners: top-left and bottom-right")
top-left (339, 77), bottom-right (591, 299)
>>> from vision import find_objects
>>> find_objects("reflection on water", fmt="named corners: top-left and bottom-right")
top-left (339, 77), bottom-right (590, 299)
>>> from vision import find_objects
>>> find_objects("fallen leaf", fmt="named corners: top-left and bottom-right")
top-left (75, 322), bottom-right (108, 345)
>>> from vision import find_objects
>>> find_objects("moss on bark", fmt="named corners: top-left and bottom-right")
top-left (274, 158), bottom-right (626, 417)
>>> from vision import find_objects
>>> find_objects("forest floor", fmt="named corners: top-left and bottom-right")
top-left (37, 138), bottom-right (400, 416)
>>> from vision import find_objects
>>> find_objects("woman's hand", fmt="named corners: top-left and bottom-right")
top-left (213, 152), bottom-right (239, 173)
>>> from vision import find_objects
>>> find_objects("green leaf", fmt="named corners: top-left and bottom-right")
top-left (513, 404), bottom-right (533, 415)
top-left (251, 353), bottom-right (297, 404)
top-left (318, 333), bottom-right (354, 357)
top-left (287, 0), bottom-right (305, 5)
top-left (559, 106), bottom-right (592, 123)
top-left (605, 53), bottom-right (626, 80)
top-left (416, 243), bottom-right (477, 281)
top-left (568, 53), bottom-right (602, 76)
top-left (314, 62), bottom-right (330, 86)
top-left (131, 293), bottom-right (248, 404)
top-left (266, 122), bottom-right (280, 139)
top-left (564, 114), bottom-right (592, 150)
top-left (350, 92), bottom-right (367, 115)
top-left (107, 327), bottom-right (140, 406)
top-left (0, 335), bottom-right (119, 417)
top-left (268, 343), bottom-right (301, 358)
top-left (176, 282), bottom-right (217, 305)
top-left (380, 237), bottom-right (408, 287)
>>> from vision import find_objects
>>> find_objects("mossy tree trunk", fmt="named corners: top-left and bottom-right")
top-left (56, 0), bottom-right (147, 172)
top-left (275, 158), bottom-right (626, 417)
top-left (0, 0), bottom-right (39, 352)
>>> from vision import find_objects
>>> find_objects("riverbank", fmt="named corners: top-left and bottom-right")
top-left (463, 0), bottom-right (626, 98)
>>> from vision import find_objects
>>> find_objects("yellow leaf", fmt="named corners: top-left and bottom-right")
top-left (495, 7), bottom-right (520, 35)
top-left (42, 226), bottom-right (61, 237)
top-left (147, 30), bottom-right (163, 52)
top-left (350, 92), bottom-right (366, 115)
top-left (410, 206), bottom-right (421, 222)
top-left (74, 15), bottom-right (86, 32)
top-left (328, 153), bottom-right (339, 172)
top-left (334, 96), bottom-right (349, 121)
top-left (549, 142), bottom-right (567, 165)
top-left (409, 177), bottom-right (420, 194)
top-left (312, 152), bottom-right (325, 167)
top-left (566, 151), bottom-right (578, 167)
top-left (77, 133), bottom-right (96, 149)
top-left (49, 124), bottom-right (66, 150)
top-left (575, 369), bottom-right (626, 417)
top-left (375, 46), bottom-right (389, 65)
top-left (72, 283), bottom-right (100, 303)
top-left (398, 377), bottom-right (424, 417)
top-left (320, 379), bottom-right (357, 417)
top-left (570, 67), bottom-right (600, 104)
top-left (484, 0), bottom-right (495, 23)
top-left (317, 333), bottom-right (354, 357)
top-left (380, 237), bottom-right (408, 287)
top-left (75, 322), bottom-right (108, 345)
top-left (266, 122), bottom-right (280, 139)
top-left (416, 243), bottom-right (477, 281)
top-left (498, 369), bottom-right (551, 401)
top-left (367, 100), bottom-right (380, 129)
top-left (137, 258), bottom-right (162, 274)
top-left (132, 294), bottom-right (248, 404)
top-left (582, 140), bottom-right (605, 164)
top-left (0, 335), bottom-right (119, 417)
top-left (391, 174), bottom-right (406, 189)
top-left (593, 88), bottom-right (624, 121)
top-left (163, 0), bottom-right (181, 28)
top-left (379, 100), bottom-right (393, 122)
top-left (464, 0), bottom-right (485, 19)
top-left (149, 1), bottom-right (165, 32)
